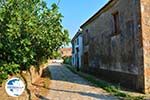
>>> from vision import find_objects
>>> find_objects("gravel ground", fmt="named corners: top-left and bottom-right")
top-left (46, 64), bottom-right (119, 100)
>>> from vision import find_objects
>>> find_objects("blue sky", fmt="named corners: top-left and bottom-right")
top-left (45, 0), bottom-right (108, 41)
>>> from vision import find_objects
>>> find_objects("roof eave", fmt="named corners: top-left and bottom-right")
top-left (80, 0), bottom-right (114, 28)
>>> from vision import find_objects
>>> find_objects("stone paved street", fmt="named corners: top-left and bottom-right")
top-left (46, 64), bottom-right (119, 100)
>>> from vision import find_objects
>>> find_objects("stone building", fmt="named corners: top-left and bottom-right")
top-left (80, 0), bottom-right (150, 93)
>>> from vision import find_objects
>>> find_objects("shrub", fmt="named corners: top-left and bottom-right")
top-left (63, 57), bottom-right (72, 64)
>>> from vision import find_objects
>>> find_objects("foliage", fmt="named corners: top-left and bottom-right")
top-left (51, 51), bottom-right (61, 59)
top-left (0, 0), bottom-right (70, 83)
top-left (63, 57), bottom-right (72, 64)
top-left (0, 62), bottom-right (20, 84)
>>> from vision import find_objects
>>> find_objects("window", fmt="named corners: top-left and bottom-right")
top-left (112, 11), bottom-right (120, 35)
top-left (72, 42), bottom-right (75, 53)
top-left (77, 38), bottom-right (79, 45)
top-left (75, 39), bottom-right (76, 44)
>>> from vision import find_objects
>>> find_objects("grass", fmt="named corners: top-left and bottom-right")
top-left (65, 64), bottom-right (145, 100)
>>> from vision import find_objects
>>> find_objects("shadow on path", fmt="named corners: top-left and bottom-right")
top-left (49, 88), bottom-right (115, 99)
top-left (33, 83), bottom-right (115, 99)
top-left (33, 63), bottom-right (118, 99)
top-left (47, 64), bottom-right (93, 86)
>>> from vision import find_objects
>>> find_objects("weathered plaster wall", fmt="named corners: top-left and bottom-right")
top-left (141, 0), bottom-right (150, 93)
top-left (82, 0), bottom-right (144, 91)
top-left (72, 34), bottom-right (83, 68)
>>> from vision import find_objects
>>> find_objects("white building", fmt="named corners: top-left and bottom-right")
top-left (71, 30), bottom-right (83, 71)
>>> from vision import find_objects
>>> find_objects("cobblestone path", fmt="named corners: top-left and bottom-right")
top-left (46, 64), bottom-right (119, 100)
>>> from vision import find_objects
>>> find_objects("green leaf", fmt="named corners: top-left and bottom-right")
top-left (0, 0), bottom-right (70, 84)
top-left (0, 43), bottom-right (3, 48)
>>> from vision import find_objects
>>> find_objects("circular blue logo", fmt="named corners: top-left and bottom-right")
top-left (5, 77), bottom-right (25, 97)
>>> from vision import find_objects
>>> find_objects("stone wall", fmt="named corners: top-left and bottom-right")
top-left (81, 0), bottom-right (144, 91)
top-left (141, 0), bottom-right (150, 93)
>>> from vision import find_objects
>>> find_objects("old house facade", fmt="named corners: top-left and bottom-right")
top-left (80, 0), bottom-right (150, 93)
top-left (72, 30), bottom-right (83, 71)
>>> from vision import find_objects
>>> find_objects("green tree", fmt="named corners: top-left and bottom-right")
top-left (0, 0), bottom-right (70, 83)
top-left (51, 51), bottom-right (61, 59)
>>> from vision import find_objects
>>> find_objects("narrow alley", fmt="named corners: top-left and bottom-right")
top-left (45, 64), bottom-right (118, 100)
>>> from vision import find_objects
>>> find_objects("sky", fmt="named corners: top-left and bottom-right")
top-left (45, 0), bottom-right (108, 45)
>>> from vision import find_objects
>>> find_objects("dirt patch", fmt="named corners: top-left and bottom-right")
top-left (31, 67), bottom-right (51, 100)
top-left (0, 67), bottom-right (51, 100)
